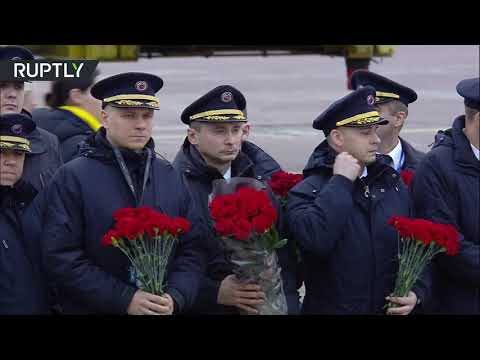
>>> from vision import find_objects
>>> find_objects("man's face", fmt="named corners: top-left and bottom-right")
top-left (374, 103), bottom-right (395, 142)
top-left (188, 122), bottom-right (244, 165)
top-left (23, 88), bottom-right (36, 114)
top-left (471, 111), bottom-right (480, 143)
top-left (335, 125), bottom-right (381, 165)
top-left (101, 106), bottom-right (154, 150)
top-left (0, 81), bottom-right (25, 114)
top-left (0, 149), bottom-right (26, 186)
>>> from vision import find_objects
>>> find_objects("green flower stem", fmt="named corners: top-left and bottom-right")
top-left (393, 238), bottom-right (412, 297)
top-left (404, 240), bottom-right (426, 296)
top-left (392, 240), bottom-right (445, 303)
top-left (113, 230), bottom-right (179, 296)
top-left (394, 238), bottom-right (423, 298)
top-left (139, 235), bottom-right (149, 291)
top-left (401, 240), bottom-right (423, 295)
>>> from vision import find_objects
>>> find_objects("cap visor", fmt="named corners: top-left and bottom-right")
top-left (192, 119), bottom-right (247, 124)
top-left (344, 118), bottom-right (389, 127)
top-left (0, 143), bottom-right (31, 153)
top-left (108, 103), bottom-right (160, 110)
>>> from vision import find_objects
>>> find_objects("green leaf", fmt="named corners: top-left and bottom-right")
top-left (273, 238), bottom-right (288, 249)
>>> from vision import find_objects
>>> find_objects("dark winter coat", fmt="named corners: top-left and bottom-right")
top-left (40, 129), bottom-right (208, 314)
top-left (287, 140), bottom-right (430, 314)
top-left (412, 115), bottom-right (479, 314)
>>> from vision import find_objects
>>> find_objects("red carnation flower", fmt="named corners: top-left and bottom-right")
top-left (210, 194), bottom-right (238, 221)
top-left (252, 214), bottom-right (274, 234)
top-left (387, 215), bottom-right (460, 307)
top-left (388, 216), bottom-right (415, 239)
top-left (169, 217), bottom-right (191, 237)
top-left (209, 186), bottom-right (287, 312)
top-left (431, 223), bottom-right (460, 256)
top-left (102, 229), bottom-right (121, 247)
top-left (116, 217), bottom-right (145, 240)
top-left (113, 207), bottom-right (138, 222)
top-left (210, 187), bottom-right (277, 241)
top-left (142, 213), bottom-right (166, 237)
top-left (214, 219), bottom-right (236, 237)
top-left (233, 219), bottom-right (253, 241)
top-left (400, 170), bottom-right (414, 187)
top-left (410, 219), bottom-right (435, 246)
top-left (138, 207), bottom-right (159, 220)
top-left (102, 206), bottom-right (190, 296)
top-left (444, 225), bottom-right (460, 256)
top-left (268, 171), bottom-right (304, 198)
top-left (237, 188), bottom-right (273, 221)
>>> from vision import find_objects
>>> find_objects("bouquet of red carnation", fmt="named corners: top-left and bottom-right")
top-left (209, 177), bottom-right (288, 315)
top-left (102, 207), bottom-right (191, 295)
top-left (386, 216), bottom-right (460, 309)
top-left (400, 170), bottom-right (414, 187)
top-left (268, 170), bottom-right (304, 208)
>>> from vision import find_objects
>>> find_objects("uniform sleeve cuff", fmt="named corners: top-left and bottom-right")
top-left (329, 174), bottom-right (355, 193)
top-left (166, 287), bottom-right (185, 314)
top-left (117, 285), bottom-right (137, 314)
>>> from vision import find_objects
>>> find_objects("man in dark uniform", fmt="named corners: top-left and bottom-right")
top-left (412, 77), bottom-right (479, 314)
top-left (0, 113), bottom-right (49, 314)
top-left (172, 85), bottom-right (299, 314)
top-left (41, 72), bottom-right (206, 314)
top-left (351, 70), bottom-right (425, 172)
top-left (0, 45), bottom-right (63, 192)
top-left (287, 86), bottom-right (430, 314)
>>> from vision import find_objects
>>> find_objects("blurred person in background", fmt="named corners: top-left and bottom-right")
top-left (33, 71), bottom-right (101, 162)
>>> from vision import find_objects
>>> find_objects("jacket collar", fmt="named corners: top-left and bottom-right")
top-left (303, 139), bottom-right (397, 183)
top-left (399, 136), bottom-right (424, 170)
top-left (174, 137), bottom-right (255, 181)
top-left (433, 115), bottom-right (479, 174)
top-left (79, 127), bottom-right (155, 166)
top-left (241, 140), bottom-right (281, 180)
top-left (0, 179), bottom-right (38, 208)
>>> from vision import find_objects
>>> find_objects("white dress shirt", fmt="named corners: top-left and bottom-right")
top-left (387, 140), bottom-right (404, 171)
top-left (360, 167), bottom-right (368, 179)
top-left (223, 167), bottom-right (232, 180)
top-left (471, 143), bottom-right (480, 161)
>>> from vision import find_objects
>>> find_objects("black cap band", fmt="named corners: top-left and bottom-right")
top-left (465, 99), bottom-right (480, 111)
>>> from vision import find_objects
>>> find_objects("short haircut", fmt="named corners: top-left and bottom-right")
top-left (102, 104), bottom-right (113, 111)
top-left (189, 121), bottom-right (203, 132)
top-left (465, 105), bottom-right (479, 122)
top-left (46, 70), bottom-right (99, 108)
top-left (189, 121), bottom-right (245, 131)
top-left (381, 100), bottom-right (409, 117)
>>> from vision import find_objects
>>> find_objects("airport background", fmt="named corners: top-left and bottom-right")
top-left (27, 45), bottom-right (479, 171)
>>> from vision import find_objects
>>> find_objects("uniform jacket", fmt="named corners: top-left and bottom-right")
top-left (172, 138), bottom-right (300, 314)
top-left (40, 129), bottom-right (207, 314)
top-left (287, 140), bottom-right (430, 314)
top-left (412, 115), bottom-right (480, 314)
